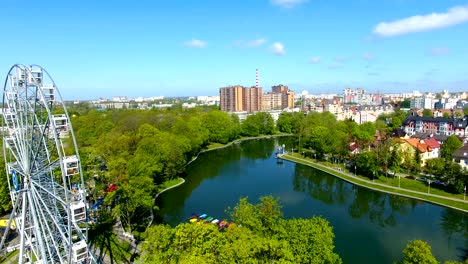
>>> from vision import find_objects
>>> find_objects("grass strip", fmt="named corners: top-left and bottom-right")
top-left (282, 154), bottom-right (468, 212)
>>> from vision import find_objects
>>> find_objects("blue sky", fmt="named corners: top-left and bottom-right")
top-left (1, 0), bottom-right (468, 99)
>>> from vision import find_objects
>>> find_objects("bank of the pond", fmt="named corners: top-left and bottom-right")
top-left (155, 177), bottom-right (185, 199)
top-left (185, 133), bottom-right (293, 168)
top-left (148, 177), bottom-right (185, 227)
top-left (281, 154), bottom-right (468, 213)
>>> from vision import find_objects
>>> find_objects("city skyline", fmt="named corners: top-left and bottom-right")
top-left (1, 0), bottom-right (468, 99)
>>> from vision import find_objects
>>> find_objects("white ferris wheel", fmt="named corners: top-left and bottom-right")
top-left (0, 64), bottom-right (95, 263)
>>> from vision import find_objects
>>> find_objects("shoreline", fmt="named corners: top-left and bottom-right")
top-left (186, 133), bottom-right (292, 167)
top-left (148, 177), bottom-right (185, 227)
top-left (281, 154), bottom-right (468, 213)
top-left (149, 134), bottom-right (292, 227)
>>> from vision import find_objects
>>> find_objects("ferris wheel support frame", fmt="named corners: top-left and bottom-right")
top-left (0, 64), bottom-right (96, 263)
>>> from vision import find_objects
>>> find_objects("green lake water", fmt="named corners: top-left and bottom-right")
top-left (156, 137), bottom-right (468, 263)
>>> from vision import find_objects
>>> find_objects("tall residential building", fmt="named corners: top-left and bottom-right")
top-left (219, 86), bottom-right (263, 112)
top-left (271, 84), bottom-right (295, 109)
top-left (220, 86), bottom-right (244, 112)
top-left (244, 86), bottom-right (263, 112)
top-left (262, 93), bottom-right (283, 111)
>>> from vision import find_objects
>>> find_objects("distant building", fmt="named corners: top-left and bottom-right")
top-left (220, 84), bottom-right (294, 113)
top-left (219, 86), bottom-right (262, 113)
top-left (401, 116), bottom-right (468, 137)
top-left (262, 93), bottom-right (283, 111)
top-left (271, 85), bottom-right (295, 109)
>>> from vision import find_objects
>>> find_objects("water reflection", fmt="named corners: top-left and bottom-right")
top-left (440, 209), bottom-right (468, 260)
top-left (293, 164), bottom-right (418, 227)
top-left (156, 137), bottom-right (467, 263)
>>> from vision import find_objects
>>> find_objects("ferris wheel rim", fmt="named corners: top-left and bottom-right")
top-left (0, 64), bottom-right (93, 263)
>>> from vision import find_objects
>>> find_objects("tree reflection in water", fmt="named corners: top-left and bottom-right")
top-left (440, 209), bottom-right (468, 260)
top-left (293, 164), bottom-right (417, 227)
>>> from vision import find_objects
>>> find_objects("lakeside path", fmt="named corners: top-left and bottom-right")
top-left (185, 134), bottom-right (293, 168)
top-left (148, 178), bottom-right (185, 227)
top-left (281, 154), bottom-right (468, 213)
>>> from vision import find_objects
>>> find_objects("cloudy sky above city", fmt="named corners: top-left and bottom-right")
top-left (1, 0), bottom-right (468, 99)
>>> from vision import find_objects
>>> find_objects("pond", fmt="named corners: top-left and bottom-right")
top-left (155, 137), bottom-right (468, 263)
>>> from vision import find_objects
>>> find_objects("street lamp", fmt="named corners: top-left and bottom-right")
top-left (354, 166), bottom-right (356, 177)
top-left (428, 180), bottom-right (432, 194)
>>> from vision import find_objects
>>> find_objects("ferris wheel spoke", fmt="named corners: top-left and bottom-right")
top-left (30, 187), bottom-right (68, 263)
top-left (1, 65), bottom-right (93, 263)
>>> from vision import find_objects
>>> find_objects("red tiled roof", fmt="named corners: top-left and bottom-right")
top-left (425, 138), bottom-right (440, 149)
top-left (405, 138), bottom-right (430, 153)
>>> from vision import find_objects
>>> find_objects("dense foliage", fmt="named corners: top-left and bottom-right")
top-left (277, 110), bottom-right (468, 194)
top-left (69, 106), bottom-right (277, 231)
top-left (137, 196), bottom-right (342, 264)
top-left (398, 240), bottom-right (467, 264)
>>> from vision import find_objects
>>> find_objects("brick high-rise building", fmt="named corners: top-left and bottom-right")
top-left (219, 86), bottom-right (263, 113)
top-left (243, 86), bottom-right (263, 112)
top-left (220, 85), bottom-right (244, 112)
top-left (262, 93), bottom-right (283, 111)
top-left (271, 84), bottom-right (295, 109)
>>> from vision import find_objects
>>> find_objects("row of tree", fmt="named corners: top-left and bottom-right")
top-left (276, 110), bottom-right (468, 194)
top-left (68, 106), bottom-right (276, 231)
top-left (137, 196), bottom-right (342, 263)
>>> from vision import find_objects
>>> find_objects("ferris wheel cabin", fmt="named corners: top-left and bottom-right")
top-left (64, 155), bottom-right (79, 176)
top-left (72, 240), bottom-right (89, 263)
top-left (51, 114), bottom-right (69, 138)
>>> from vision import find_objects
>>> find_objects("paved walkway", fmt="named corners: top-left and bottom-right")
top-left (282, 154), bottom-right (468, 213)
top-left (147, 178), bottom-right (186, 228)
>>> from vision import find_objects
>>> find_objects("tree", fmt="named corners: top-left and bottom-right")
top-left (139, 196), bottom-right (341, 264)
top-left (277, 112), bottom-right (293, 133)
top-left (423, 109), bottom-right (433, 117)
top-left (241, 115), bottom-right (260, 137)
top-left (356, 151), bottom-right (378, 178)
top-left (441, 135), bottom-right (463, 160)
top-left (111, 175), bottom-right (155, 232)
top-left (241, 112), bottom-right (275, 137)
top-left (277, 218), bottom-right (342, 264)
top-left (398, 240), bottom-right (438, 264)
top-left (426, 158), bottom-right (445, 178)
top-left (400, 99), bottom-right (411, 108)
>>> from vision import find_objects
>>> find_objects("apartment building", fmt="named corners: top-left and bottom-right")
top-left (271, 85), bottom-right (295, 109)
top-left (220, 84), bottom-right (294, 112)
top-left (219, 86), bottom-right (262, 112)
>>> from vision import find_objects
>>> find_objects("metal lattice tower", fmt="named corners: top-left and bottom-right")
top-left (0, 64), bottom-right (96, 263)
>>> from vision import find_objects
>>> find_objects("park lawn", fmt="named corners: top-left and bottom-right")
top-left (206, 133), bottom-right (292, 151)
top-left (157, 177), bottom-right (184, 192)
top-left (283, 154), bottom-right (468, 212)
top-left (206, 142), bottom-right (225, 150)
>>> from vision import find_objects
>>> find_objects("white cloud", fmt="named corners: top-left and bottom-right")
top-left (429, 47), bottom-right (450, 56)
top-left (247, 38), bottom-right (267, 47)
top-left (309, 57), bottom-right (321, 64)
top-left (271, 42), bottom-right (286, 55)
top-left (184, 39), bottom-right (207, 48)
top-left (271, 0), bottom-right (307, 8)
top-left (363, 52), bottom-right (374, 61)
top-left (373, 5), bottom-right (468, 37)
